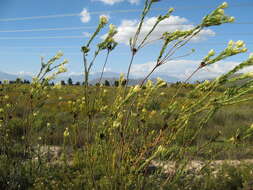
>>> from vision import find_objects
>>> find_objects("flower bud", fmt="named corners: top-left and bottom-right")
top-left (228, 40), bottom-right (234, 47)
top-left (100, 15), bottom-right (108, 25)
top-left (208, 49), bottom-right (215, 56)
top-left (235, 40), bottom-right (244, 48)
top-left (55, 51), bottom-right (63, 59)
top-left (217, 9), bottom-right (224, 15)
top-left (109, 24), bottom-right (116, 33)
top-left (168, 7), bottom-right (174, 14)
top-left (58, 65), bottom-right (67, 73)
top-left (228, 17), bottom-right (235, 23)
top-left (242, 48), bottom-right (248, 53)
top-left (220, 2), bottom-right (228, 9)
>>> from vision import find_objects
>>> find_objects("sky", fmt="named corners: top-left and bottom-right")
top-left (0, 0), bottom-right (253, 80)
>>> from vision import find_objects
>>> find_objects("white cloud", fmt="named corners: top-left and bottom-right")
top-left (127, 0), bottom-right (140, 4)
top-left (83, 32), bottom-right (91, 38)
top-left (93, 0), bottom-right (139, 5)
top-left (130, 59), bottom-right (250, 81)
top-left (112, 16), bottom-right (215, 45)
top-left (80, 8), bottom-right (91, 23)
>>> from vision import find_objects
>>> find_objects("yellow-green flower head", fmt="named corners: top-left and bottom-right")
top-left (168, 7), bottom-right (174, 13)
top-left (146, 80), bottom-right (153, 89)
top-left (0, 108), bottom-right (4, 113)
top-left (58, 64), bottom-right (67, 73)
top-left (6, 104), bottom-right (11, 108)
top-left (228, 40), bottom-right (234, 47)
top-left (235, 40), bottom-right (245, 48)
top-left (4, 95), bottom-right (9, 99)
top-left (133, 85), bottom-right (141, 93)
top-left (58, 96), bottom-right (63, 100)
top-left (156, 145), bottom-right (166, 154)
top-left (249, 53), bottom-right (253, 60)
top-left (228, 17), bottom-right (235, 23)
top-left (100, 15), bottom-right (109, 25)
top-left (220, 2), bottom-right (228, 9)
top-left (55, 51), bottom-right (63, 59)
top-left (217, 9), bottom-right (224, 15)
top-left (157, 77), bottom-right (167, 86)
top-left (113, 121), bottom-right (121, 128)
top-left (242, 48), bottom-right (248, 53)
top-left (64, 128), bottom-right (70, 137)
top-left (62, 59), bottom-right (68, 65)
top-left (208, 49), bottom-right (215, 57)
top-left (109, 24), bottom-right (117, 34)
top-left (47, 123), bottom-right (51, 127)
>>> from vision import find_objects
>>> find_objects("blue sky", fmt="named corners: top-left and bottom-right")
top-left (0, 0), bottom-right (253, 80)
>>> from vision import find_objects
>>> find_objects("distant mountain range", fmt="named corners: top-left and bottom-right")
top-left (0, 71), bottom-right (32, 81)
top-left (0, 70), bottom-right (181, 85)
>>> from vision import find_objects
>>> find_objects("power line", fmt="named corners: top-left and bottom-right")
top-left (0, 3), bottom-right (252, 22)
top-left (0, 26), bottom-right (97, 33)
top-left (0, 35), bottom-right (86, 40)
top-left (2, 33), bottom-right (253, 40)
top-left (0, 23), bottom-right (253, 33)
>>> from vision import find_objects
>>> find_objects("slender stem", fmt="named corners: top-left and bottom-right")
top-left (140, 65), bottom-right (158, 87)
top-left (124, 52), bottom-right (136, 96)
top-left (99, 50), bottom-right (110, 84)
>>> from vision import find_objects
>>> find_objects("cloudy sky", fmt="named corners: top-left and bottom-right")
top-left (0, 0), bottom-right (253, 80)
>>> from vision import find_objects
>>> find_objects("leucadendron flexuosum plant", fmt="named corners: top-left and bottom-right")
top-left (71, 0), bottom-right (253, 188)
top-left (9, 1), bottom-right (251, 189)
